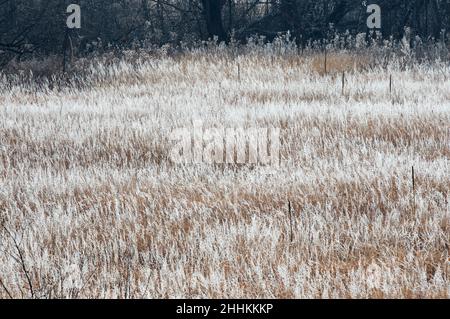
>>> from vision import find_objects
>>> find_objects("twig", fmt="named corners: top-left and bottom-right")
top-left (1, 225), bottom-right (35, 298)
top-left (412, 166), bottom-right (416, 215)
top-left (237, 62), bottom-right (241, 82)
top-left (0, 276), bottom-right (13, 299)
top-left (389, 74), bottom-right (392, 95)
top-left (288, 201), bottom-right (294, 243)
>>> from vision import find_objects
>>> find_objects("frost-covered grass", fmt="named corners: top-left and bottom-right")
top-left (0, 50), bottom-right (449, 298)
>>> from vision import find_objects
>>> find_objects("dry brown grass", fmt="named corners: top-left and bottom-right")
top-left (0, 51), bottom-right (449, 298)
top-left (311, 52), bottom-right (372, 75)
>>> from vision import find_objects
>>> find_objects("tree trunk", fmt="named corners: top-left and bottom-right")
top-left (280, 0), bottom-right (299, 32)
top-left (157, 0), bottom-right (168, 43)
top-left (142, 0), bottom-right (150, 21)
top-left (430, 0), bottom-right (442, 39)
top-left (201, 0), bottom-right (227, 42)
top-left (228, 0), bottom-right (233, 31)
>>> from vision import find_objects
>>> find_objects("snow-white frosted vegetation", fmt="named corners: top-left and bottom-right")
top-left (0, 45), bottom-right (449, 298)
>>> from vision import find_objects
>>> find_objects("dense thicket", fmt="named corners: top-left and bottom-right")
top-left (1, 0), bottom-right (449, 67)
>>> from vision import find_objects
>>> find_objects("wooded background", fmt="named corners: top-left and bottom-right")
top-left (1, 0), bottom-right (449, 66)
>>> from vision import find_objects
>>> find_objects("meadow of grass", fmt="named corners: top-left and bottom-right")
top-left (0, 46), bottom-right (449, 298)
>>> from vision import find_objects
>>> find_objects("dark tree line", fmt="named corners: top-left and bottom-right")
top-left (1, 0), bottom-right (449, 66)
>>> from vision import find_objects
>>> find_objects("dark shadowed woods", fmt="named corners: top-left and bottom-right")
top-left (0, 0), bottom-right (449, 68)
